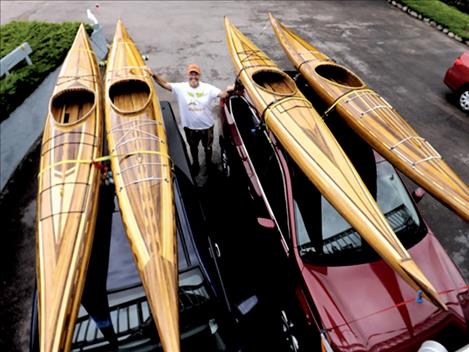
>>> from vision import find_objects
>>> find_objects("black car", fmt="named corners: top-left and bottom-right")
top-left (29, 101), bottom-right (249, 351)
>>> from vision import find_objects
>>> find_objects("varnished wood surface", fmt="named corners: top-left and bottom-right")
top-left (36, 24), bottom-right (102, 351)
top-left (269, 14), bottom-right (469, 222)
top-left (224, 17), bottom-right (446, 310)
top-left (104, 20), bottom-right (179, 352)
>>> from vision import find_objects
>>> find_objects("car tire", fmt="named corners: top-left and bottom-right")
top-left (458, 88), bottom-right (469, 112)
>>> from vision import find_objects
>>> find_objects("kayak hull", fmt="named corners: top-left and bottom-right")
top-left (36, 24), bottom-right (103, 352)
top-left (269, 14), bottom-right (469, 222)
top-left (104, 20), bottom-right (179, 352)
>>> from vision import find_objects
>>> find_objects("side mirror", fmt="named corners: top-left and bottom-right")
top-left (236, 295), bottom-right (258, 316)
top-left (412, 187), bottom-right (426, 203)
top-left (257, 217), bottom-right (275, 229)
top-left (418, 340), bottom-right (448, 352)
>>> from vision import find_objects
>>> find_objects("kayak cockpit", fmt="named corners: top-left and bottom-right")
top-left (109, 79), bottom-right (152, 114)
top-left (50, 88), bottom-right (96, 125)
top-left (252, 69), bottom-right (297, 96)
top-left (315, 63), bottom-right (365, 88)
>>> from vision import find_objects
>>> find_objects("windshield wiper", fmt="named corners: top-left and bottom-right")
top-left (299, 243), bottom-right (319, 257)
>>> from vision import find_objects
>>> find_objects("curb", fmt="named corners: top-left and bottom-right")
top-left (387, 0), bottom-right (469, 47)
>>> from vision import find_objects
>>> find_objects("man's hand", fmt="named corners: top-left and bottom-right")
top-left (218, 84), bottom-right (236, 99)
top-left (145, 67), bottom-right (156, 78)
top-left (147, 68), bottom-right (172, 91)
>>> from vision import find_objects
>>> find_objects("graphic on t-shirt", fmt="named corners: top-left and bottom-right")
top-left (186, 91), bottom-right (205, 112)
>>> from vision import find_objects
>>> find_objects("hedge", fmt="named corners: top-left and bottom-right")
top-left (398, 0), bottom-right (469, 40)
top-left (0, 21), bottom-right (92, 122)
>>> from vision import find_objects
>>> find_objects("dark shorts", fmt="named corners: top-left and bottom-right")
top-left (184, 126), bottom-right (214, 151)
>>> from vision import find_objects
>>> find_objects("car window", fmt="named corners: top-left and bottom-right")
top-left (258, 151), bottom-right (290, 238)
top-left (230, 96), bottom-right (290, 238)
top-left (294, 159), bottom-right (426, 266)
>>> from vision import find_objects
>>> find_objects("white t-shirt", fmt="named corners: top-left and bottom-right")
top-left (170, 82), bottom-right (221, 130)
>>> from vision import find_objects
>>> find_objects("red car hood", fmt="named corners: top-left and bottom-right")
top-left (301, 233), bottom-right (469, 351)
top-left (460, 51), bottom-right (469, 66)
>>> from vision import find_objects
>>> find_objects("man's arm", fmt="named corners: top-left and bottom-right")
top-left (147, 68), bottom-right (172, 91)
top-left (217, 84), bottom-right (235, 99)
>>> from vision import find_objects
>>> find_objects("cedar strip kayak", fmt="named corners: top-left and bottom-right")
top-left (269, 13), bottom-right (469, 222)
top-left (224, 17), bottom-right (446, 310)
top-left (37, 24), bottom-right (102, 351)
top-left (104, 19), bottom-right (179, 351)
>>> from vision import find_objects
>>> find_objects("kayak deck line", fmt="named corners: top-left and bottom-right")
top-left (120, 176), bottom-right (168, 189)
top-left (263, 96), bottom-right (313, 124)
top-left (37, 150), bottom-right (172, 177)
top-left (106, 65), bottom-right (152, 77)
top-left (113, 135), bottom-right (166, 151)
top-left (56, 74), bottom-right (98, 86)
top-left (322, 88), bottom-right (375, 117)
top-left (325, 89), bottom-right (444, 169)
top-left (360, 104), bottom-right (392, 117)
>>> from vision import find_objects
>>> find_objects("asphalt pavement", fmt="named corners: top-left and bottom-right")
top-left (1, 1), bottom-right (468, 350)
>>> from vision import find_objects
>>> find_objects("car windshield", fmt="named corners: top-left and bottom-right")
top-left (294, 159), bottom-right (426, 266)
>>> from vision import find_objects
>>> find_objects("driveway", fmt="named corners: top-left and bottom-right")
top-left (1, 1), bottom-right (468, 350)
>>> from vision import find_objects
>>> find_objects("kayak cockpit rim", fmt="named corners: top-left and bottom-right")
top-left (108, 78), bottom-right (153, 115)
top-left (314, 63), bottom-right (366, 89)
top-left (250, 68), bottom-right (298, 97)
top-left (49, 87), bottom-right (97, 127)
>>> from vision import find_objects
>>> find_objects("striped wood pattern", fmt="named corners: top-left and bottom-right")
top-left (104, 20), bottom-right (179, 352)
top-left (36, 24), bottom-right (102, 352)
top-left (224, 17), bottom-right (445, 310)
top-left (269, 14), bottom-right (469, 222)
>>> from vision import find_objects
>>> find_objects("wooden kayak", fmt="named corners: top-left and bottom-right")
top-left (224, 17), bottom-right (446, 310)
top-left (104, 20), bottom-right (178, 351)
top-left (37, 24), bottom-right (102, 351)
top-left (269, 14), bottom-right (469, 222)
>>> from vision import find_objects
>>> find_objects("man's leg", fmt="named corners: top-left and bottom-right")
top-left (184, 127), bottom-right (200, 171)
top-left (201, 126), bottom-right (214, 166)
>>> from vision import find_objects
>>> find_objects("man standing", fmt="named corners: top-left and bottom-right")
top-left (149, 64), bottom-right (231, 174)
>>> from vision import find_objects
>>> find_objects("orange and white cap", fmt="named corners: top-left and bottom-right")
top-left (186, 63), bottom-right (201, 75)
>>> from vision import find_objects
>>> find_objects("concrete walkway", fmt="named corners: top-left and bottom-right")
top-left (0, 67), bottom-right (59, 190)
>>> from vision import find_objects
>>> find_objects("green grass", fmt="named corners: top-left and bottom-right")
top-left (399, 0), bottom-right (469, 40)
top-left (0, 21), bottom-right (92, 121)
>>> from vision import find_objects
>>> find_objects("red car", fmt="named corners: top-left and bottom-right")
top-left (444, 52), bottom-right (469, 112)
top-left (219, 74), bottom-right (469, 351)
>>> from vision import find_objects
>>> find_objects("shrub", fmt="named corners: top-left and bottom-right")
top-left (0, 21), bottom-right (92, 121)
top-left (398, 0), bottom-right (469, 40)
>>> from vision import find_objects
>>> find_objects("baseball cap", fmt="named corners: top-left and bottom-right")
top-left (186, 64), bottom-right (201, 75)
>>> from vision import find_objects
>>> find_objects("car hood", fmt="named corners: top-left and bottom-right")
top-left (301, 233), bottom-right (468, 351)
top-left (460, 51), bottom-right (469, 66)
